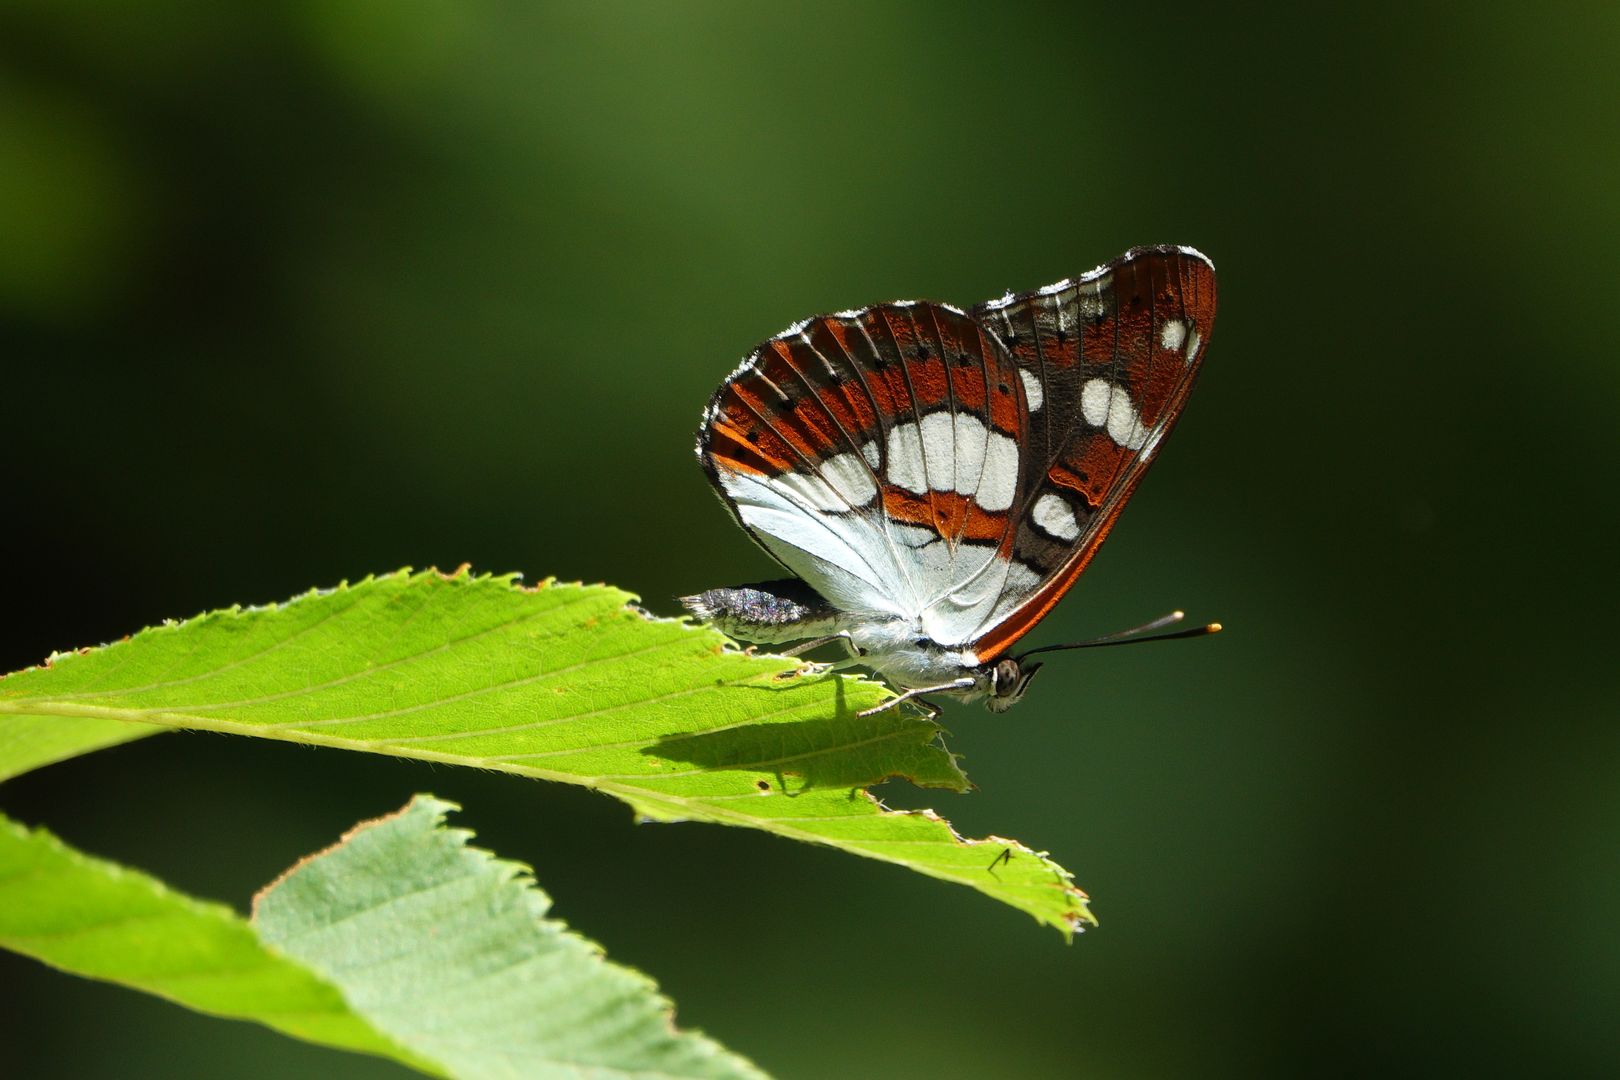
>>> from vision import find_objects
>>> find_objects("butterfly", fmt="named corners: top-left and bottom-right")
top-left (682, 245), bottom-right (1218, 716)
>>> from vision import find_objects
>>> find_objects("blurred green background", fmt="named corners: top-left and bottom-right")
top-left (3, 3), bottom-right (1617, 1077)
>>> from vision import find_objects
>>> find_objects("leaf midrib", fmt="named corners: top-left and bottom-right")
top-left (0, 696), bottom-right (1005, 892)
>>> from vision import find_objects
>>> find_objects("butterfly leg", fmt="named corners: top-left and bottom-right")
top-left (779, 632), bottom-right (857, 658)
top-left (858, 677), bottom-right (976, 718)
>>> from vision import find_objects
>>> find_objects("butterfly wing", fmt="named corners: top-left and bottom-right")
top-left (966, 245), bottom-right (1218, 660)
top-left (698, 300), bottom-right (1034, 644)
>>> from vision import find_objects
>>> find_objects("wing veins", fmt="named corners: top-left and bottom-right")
top-left (924, 320), bottom-right (1020, 611)
top-left (776, 332), bottom-right (917, 598)
top-left (725, 382), bottom-right (895, 588)
top-left (870, 308), bottom-right (942, 545)
top-left (823, 314), bottom-right (924, 602)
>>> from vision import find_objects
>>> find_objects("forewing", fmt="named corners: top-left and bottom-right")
top-left (698, 300), bottom-right (1031, 642)
top-left (967, 245), bottom-right (1218, 659)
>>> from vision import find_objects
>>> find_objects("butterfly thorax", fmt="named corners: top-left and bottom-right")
top-left (843, 618), bottom-right (986, 697)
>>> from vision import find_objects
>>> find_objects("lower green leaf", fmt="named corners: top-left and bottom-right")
top-left (0, 797), bottom-right (767, 1078)
top-left (256, 795), bottom-right (768, 1080)
top-left (0, 810), bottom-right (433, 1073)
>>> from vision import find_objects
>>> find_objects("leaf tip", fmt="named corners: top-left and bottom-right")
top-left (251, 794), bottom-right (463, 920)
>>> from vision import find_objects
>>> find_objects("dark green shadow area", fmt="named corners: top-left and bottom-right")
top-left (643, 674), bottom-right (969, 794)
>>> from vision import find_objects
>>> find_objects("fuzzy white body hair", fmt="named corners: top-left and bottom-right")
top-left (844, 617), bottom-right (991, 701)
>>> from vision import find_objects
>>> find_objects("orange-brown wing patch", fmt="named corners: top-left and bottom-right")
top-left (882, 487), bottom-right (1011, 546)
top-left (697, 297), bottom-right (1032, 601)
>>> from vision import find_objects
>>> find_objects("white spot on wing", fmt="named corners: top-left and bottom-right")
top-left (1032, 493), bottom-right (1080, 541)
top-left (1080, 378), bottom-right (1147, 449)
top-left (1106, 388), bottom-right (1148, 450)
top-left (1081, 379), bottom-right (1112, 427)
top-left (919, 411), bottom-right (958, 493)
top-left (886, 410), bottom-right (1020, 510)
top-left (1018, 369), bottom-right (1043, 412)
top-left (861, 439), bottom-right (880, 468)
top-left (1185, 327), bottom-right (1202, 362)
top-left (950, 413), bottom-right (988, 497)
top-left (976, 431), bottom-right (1020, 511)
top-left (886, 423), bottom-right (927, 494)
top-left (890, 412), bottom-right (1018, 507)
top-left (1160, 318), bottom-right (1187, 352)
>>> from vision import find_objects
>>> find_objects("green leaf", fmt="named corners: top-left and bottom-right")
top-left (255, 794), bottom-right (767, 1080)
top-left (0, 810), bottom-right (435, 1074)
top-left (0, 569), bottom-right (1092, 934)
top-left (0, 709), bottom-right (154, 783)
top-left (0, 796), bottom-right (766, 1078)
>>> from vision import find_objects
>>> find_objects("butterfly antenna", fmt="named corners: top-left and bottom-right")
top-left (1017, 611), bottom-right (1222, 659)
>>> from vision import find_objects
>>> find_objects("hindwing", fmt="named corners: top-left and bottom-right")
top-left (967, 245), bottom-right (1217, 659)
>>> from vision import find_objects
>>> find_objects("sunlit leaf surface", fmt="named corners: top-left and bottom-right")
top-left (0, 569), bottom-right (1092, 933)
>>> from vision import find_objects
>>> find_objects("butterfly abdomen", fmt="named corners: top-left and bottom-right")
top-left (679, 579), bottom-right (845, 644)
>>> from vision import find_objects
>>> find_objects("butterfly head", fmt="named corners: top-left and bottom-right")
top-left (986, 655), bottom-right (1043, 713)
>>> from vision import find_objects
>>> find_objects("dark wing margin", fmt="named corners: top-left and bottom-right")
top-left (968, 245), bottom-right (1218, 660)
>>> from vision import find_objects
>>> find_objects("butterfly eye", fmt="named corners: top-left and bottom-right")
top-left (987, 657), bottom-right (1041, 712)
